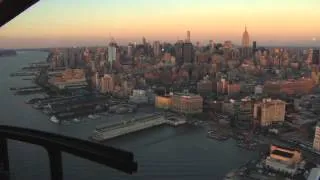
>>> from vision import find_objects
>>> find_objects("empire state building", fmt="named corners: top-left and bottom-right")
top-left (241, 26), bottom-right (252, 58)
top-left (242, 26), bottom-right (250, 47)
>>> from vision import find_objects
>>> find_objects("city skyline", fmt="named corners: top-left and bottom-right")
top-left (1, 0), bottom-right (320, 48)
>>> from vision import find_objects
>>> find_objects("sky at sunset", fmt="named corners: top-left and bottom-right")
top-left (1, 0), bottom-right (320, 48)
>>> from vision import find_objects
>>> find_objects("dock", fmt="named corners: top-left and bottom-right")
top-left (10, 72), bottom-right (38, 77)
top-left (14, 88), bottom-right (44, 95)
top-left (32, 95), bottom-right (90, 109)
top-left (90, 114), bottom-right (186, 141)
top-left (10, 86), bottom-right (39, 91)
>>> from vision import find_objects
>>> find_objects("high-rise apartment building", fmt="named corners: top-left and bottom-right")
top-left (63, 49), bottom-right (69, 68)
top-left (253, 99), bottom-right (286, 126)
top-left (216, 78), bottom-right (228, 94)
top-left (227, 83), bottom-right (241, 96)
top-left (186, 30), bottom-right (191, 42)
top-left (312, 67), bottom-right (320, 84)
top-left (153, 41), bottom-right (161, 57)
top-left (182, 42), bottom-right (193, 63)
top-left (142, 37), bottom-right (147, 45)
top-left (209, 40), bottom-right (213, 47)
top-left (264, 78), bottom-right (314, 95)
top-left (108, 45), bottom-right (117, 70)
top-left (197, 78), bottom-right (213, 95)
top-left (174, 40), bottom-right (184, 65)
top-left (253, 41), bottom-right (257, 53)
top-left (312, 49), bottom-right (320, 65)
top-left (127, 43), bottom-right (133, 57)
top-left (171, 93), bottom-right (203, 114)
top-left (67, 48), bottom-right (76, 68)
top-left (100, 74), bottom-right (114, 94)
top-left (313, 122), bottom-right (320, 151)
top-left (223, 41), bottom-right (233, 49)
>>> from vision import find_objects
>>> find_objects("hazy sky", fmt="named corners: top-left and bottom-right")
top-left (1, 0), bottom-right (320, 48)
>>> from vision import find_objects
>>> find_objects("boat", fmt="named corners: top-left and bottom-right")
top-left (14, 88), bottom-right (44, 95)
top-left (50, 116), bottom-right (60, 124)
top-left (224, 170), bottom-right (236, 180)
top-left (207, 133), bottom-right (229, 141)
top-left (42, 108), bottom-right (51, 115)
top-left (73, 118), bottom-right (81, 123)
top-left (237, 142), bottom-right (247, 148)
top-left (32, 103), bottom-right (42, 109)
top-left (25, 98), bottom-right (41, 104)
top-left (237, 142), bottom-right (257, 151)
top-left (56, 112), bottom-right (75, 119)
top-left (88, 114), bottom-right (100, 119)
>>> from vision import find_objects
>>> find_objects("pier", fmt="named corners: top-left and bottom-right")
top-left (14, 88), bottom-right (44, 95)
top-left (10, 72), bottom-right (38, 77)
top-left (32, 95), bottom-right (90, 109)
top-left (50, 107), bottom-right (107, 121)
top-left (90, 114), bottom-right (186, 141)
top-left (10, 86), bottom-right (39, 91)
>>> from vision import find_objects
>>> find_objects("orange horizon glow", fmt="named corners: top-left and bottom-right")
top-left (1, 0), bottom-right (320, 48)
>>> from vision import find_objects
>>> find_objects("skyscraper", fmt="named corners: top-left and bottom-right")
top-left (153, 41), bottom-right (161, 57)
top-left (108, 46), bottom-right (116, 62)
top-left (142, 37), bottom-right (147, 45)
top-left (196, 41), bottom-right (200, 49)
top-left (242, 26), bottom-right (250, 47)
top-left (312, 49), bottom-right (320, 65)
top-left (127, 43), bottom-right (133, 57)
top-left (253, 99), bottom-right (286, 126)
top-left (241, 26), bottom-right (251, 58)
top-left (253, 41), bottom-right (257, 53)
top-left (186, 30), bottom-right (191, 43)
top-left (252, 41), bottom-right (258, 65)
top-left (68, 48), bottom-right (76, 68)
top-left (209, 40), bottom-right (213, 49)
top-left (108, 41), bottom-right (117, 71)
top-left (75, 48), bottom-right (85, 68)
top-left (183, 42), bottom-right (193, 63)
top-left (63, 49), bottom-right (69, 68)
top-left (174, 40), bottom-right (184, 65)
top-left (100, 74), bottom-right (114, 94)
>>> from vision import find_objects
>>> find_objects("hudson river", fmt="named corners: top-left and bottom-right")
top-left (0, 51), bottom-right (257, 180)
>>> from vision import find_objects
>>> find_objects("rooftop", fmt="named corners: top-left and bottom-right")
top-left (271, 144), bottom-right (299, 152)
top-left (257, 99), bottom-right (286, 105)
top-left (271, 150), bottom-right (294, 158)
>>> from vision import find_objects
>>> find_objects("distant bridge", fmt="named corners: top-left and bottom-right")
top-left (0, 125), bottom-right (137, 180)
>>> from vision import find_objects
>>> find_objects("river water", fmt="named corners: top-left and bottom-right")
top-left (0, 51), bottom-right (258, 180)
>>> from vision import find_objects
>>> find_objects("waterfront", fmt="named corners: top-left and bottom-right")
top-left (0, 51), bottom-right (258, 180)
